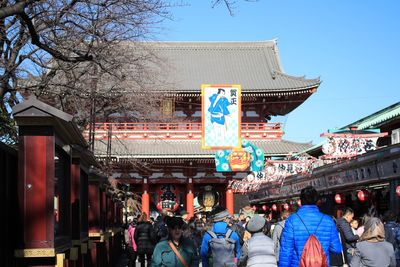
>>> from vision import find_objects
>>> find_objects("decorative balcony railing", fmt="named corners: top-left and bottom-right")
top-left (84, 122), bottom-right (283, 140)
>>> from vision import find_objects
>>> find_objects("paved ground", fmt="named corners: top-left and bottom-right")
top-left (114, 252), bottom-right (203, 267)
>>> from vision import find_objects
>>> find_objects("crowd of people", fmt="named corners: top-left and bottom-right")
top-left (124, 186), bottom-right (399, 267)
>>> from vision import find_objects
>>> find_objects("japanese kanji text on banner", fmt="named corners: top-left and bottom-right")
top-left (202, 84), bottom-right (242, 150)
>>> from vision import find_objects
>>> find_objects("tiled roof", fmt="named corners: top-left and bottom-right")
top-left (340, 102), bottom-right (400, 130)
top-left (124, 41), bottom-right (320, 92)
top-left (94, 139), bottom-right (313, 158)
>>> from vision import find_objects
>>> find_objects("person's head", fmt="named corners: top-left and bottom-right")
top-left (360, 217), bottom-right (385, 242)
top-left (343, 207), bottom-right (354, 223)
top-left (361, 213), bottom-right (371, 225)
top-left (161, 208), bottom-right (168, 216)
top-left (246, 215), bottom-right (267, 234)
top-left (281, 210), bottom-right (291, 220)
top-left (350, 219), bottom-right (359, 229)
top-left (210, 206), bottom-right (231, 223)
top-left (383, 210), bottom-right (397, 223)
top-left (217, 88), bottom-right (225, 96)
top-left (138, 212), bottom-right (147, 222)
top-left (165, 216), bottom-right (184, 241)
top-left (300, 186), bottom-right (319, 205)
top-left (180, 210), bottom-right (189, 222)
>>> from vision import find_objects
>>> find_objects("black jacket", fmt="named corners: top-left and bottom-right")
top-left (337, 217), bottom-right (359, 250)
top-left (134, 221), bottom-right (156, 254)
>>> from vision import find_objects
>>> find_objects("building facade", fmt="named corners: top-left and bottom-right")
top-left (249, 102), bottom-right (400, 218)
top-left (88, 41), bottom-right (320, 216)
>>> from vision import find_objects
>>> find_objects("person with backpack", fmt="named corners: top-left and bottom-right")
top-left (272, 210), bottom-right (290, 263)
top-left (279, 186), bottom-right (342, 267)
top-left (383, 210), bottom-right (400, 266)
top-left (151, 216), bottom-right (199, 267)
top-left (350, 217), bottom-right (396, 267)
top-left (228, 217), bottom-right (246, 246)
top-left (200, 206), bottom-right (241, 267)
top-left (239, 215), bottom-right (277, 267)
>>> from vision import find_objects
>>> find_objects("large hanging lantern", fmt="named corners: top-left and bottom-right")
top-left (396, 185), bottom-right (400, 197)
top-left (156, 184), bottom-right (179, 212)
top-left (334, 193), bottom-right (344, 204)
top-left (283, 203), bottom-right (290, 211)
top-left (272, 204), bottom-right (277, 211)
top-left (357, 190), bottom-right (370, 202)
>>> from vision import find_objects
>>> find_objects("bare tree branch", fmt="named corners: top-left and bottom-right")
top-left (19, 12), bottom-right (93, 62)
top-left (0, 0), bottom-right (38, 19)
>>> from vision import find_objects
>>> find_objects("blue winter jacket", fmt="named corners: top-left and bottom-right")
top-left (200, 221), bottom-right (241, 267)
top-left (278, 205), bottom-right (342, 267)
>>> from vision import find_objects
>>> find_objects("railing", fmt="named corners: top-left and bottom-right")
top-left (84, 122), bottom-right (283, 140)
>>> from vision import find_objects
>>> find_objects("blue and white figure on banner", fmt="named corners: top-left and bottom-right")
top-left (215, 139), bottom-right (264, 172)
top-left (201, 84), bottom-right (241, 150)
top-left (208, 88), bottom-right (230, 141)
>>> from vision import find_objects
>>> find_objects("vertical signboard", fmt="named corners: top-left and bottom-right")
top-left (202, 84), bottom-right (241, 150)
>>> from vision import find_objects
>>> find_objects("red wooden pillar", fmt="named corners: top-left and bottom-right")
top-left (101, 189), bottom-right (107, 230)
top-left (186, 178), bottom-right (194, 219)
top-left (88, 182), bottom-right (100, 232)
top-left (88, 181), bottom-right (102, 267)
top-left (18, 126), bottom-right (55, 248)
top-left (70, 157), bottom-right (81, 267)
top-left (71, 158), bottom-right (81, 240)
top-left (142, 178), bottom-right (150, 217)
top-left (226, 188), bottom-right (234, 215)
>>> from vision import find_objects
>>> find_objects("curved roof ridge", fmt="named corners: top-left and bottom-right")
top-left (270, 38), bottom-right (284, 73)
top-left (280, 139), bottom-right (314, 145)
top-left (340, 101), bottom-right (400, 130)
top-left (274, 71), bottom-right (321, 83)
top-left (134, 40), bottom-right (277, 49)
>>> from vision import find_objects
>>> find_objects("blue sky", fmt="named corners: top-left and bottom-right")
top-left (160, 1), bottom-right (400, 144)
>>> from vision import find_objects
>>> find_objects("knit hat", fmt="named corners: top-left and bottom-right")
top-left (165, 216), bottom-right (184, 229)
top-left (246, 215), bottom-right (266, 233)
top-left (212, 209), bottom-right (231, 222)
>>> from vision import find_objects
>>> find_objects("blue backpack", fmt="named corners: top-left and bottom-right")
top-left (207, 229), bottom-right (236, 267)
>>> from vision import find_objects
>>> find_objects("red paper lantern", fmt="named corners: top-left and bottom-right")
top-left (283, 203), bottom-right (290, 211)
top-left (396, 185), bottom-right (400, 197)
top-left (297, 199), bottom-right (302, 206)
top-left (334, 193), bottom-right (344, 204)
top-left (252, 205), bottom-right (257, 211)
top-left (357, 190), bottom-right (369, 202)
top-left (272, 204), bottom-right (277, 211)
top-left (262, 205), bottom-right (267, 211)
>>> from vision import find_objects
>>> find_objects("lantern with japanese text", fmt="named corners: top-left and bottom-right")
top-left (396, 185), bottom-right (400, 197)
top-left (334, 193), bottom-right (345, 204)
top-left (272, 204), bottom-right (277, 211)
top-left (283, 203), bottom-right (290, 211)
top-left (357, 190), bottom-right (370, 202)
top-left (156, 184), bottom-right (179, 212)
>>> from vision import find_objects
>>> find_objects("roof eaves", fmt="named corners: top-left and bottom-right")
top-left (340, 102), bottom-right (400, 130)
